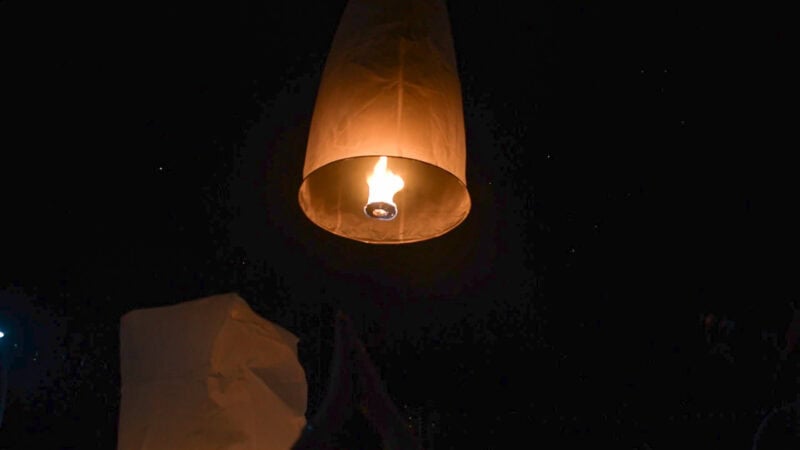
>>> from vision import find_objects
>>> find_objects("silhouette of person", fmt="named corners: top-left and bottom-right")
top-left (292, 311), bottom-right (422, 450)
top-left (781, 301), bottom-right (800, 361)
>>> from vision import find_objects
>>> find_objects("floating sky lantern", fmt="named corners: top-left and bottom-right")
top-left (298, 0), bottom-right (470, 244)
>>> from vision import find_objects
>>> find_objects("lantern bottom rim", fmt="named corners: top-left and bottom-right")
top-left (298, 156), bottom-right (470, 244)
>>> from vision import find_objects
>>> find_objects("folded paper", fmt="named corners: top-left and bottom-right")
top-left (117, 293), bottom-right (307, 450)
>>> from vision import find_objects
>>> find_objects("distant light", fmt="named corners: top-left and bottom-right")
top-left (0, 330), bottom-right (5, 338)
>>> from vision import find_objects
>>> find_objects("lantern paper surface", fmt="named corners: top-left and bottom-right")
top-left (117, 293), bottom-right (307, 450)
top-left (299, 0), bottom-right (470, 244)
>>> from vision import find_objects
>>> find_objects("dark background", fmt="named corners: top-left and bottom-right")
top-left (0, 0), bottom-right (794, 448)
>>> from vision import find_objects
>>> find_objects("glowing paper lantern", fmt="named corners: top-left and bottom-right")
top-left (298, 0), bottom-right (470, 244)
top-left (117, 294), bottom-right (307, 450)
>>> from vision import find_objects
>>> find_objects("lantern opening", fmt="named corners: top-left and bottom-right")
top-left (364, 156), bottom-right (404, 220)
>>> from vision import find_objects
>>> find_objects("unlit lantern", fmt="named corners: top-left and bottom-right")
top-left (298, 0), bottom-right (470, 244)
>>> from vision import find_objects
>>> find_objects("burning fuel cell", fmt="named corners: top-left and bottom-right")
top-left (365, 156), bottom-right (404, 220)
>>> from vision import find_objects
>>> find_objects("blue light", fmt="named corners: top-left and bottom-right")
top-left (0, 331), bottom-right (4, 338)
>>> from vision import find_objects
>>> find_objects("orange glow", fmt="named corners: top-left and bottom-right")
top-left (365, 156), bottom-right (404, 219)
top-left (298, 0), bottom-right (471, 242)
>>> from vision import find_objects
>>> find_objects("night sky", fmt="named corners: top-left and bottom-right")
top-left (0, 0), bottom-right (794, 448)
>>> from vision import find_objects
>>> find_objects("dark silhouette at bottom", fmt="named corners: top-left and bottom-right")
top-left (292, 311), bottom-right (423, 450)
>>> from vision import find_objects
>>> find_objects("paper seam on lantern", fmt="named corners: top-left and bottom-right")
top-left (395, 38), bottom-right (405, 159)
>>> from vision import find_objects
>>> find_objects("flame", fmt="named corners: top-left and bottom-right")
top-left (366, 156), bottom-right (404, 214)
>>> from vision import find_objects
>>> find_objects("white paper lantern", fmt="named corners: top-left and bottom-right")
top-left (299, 0), bottom-right (470, 244)
top-left (117, 294), bottom-right (307, 450)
